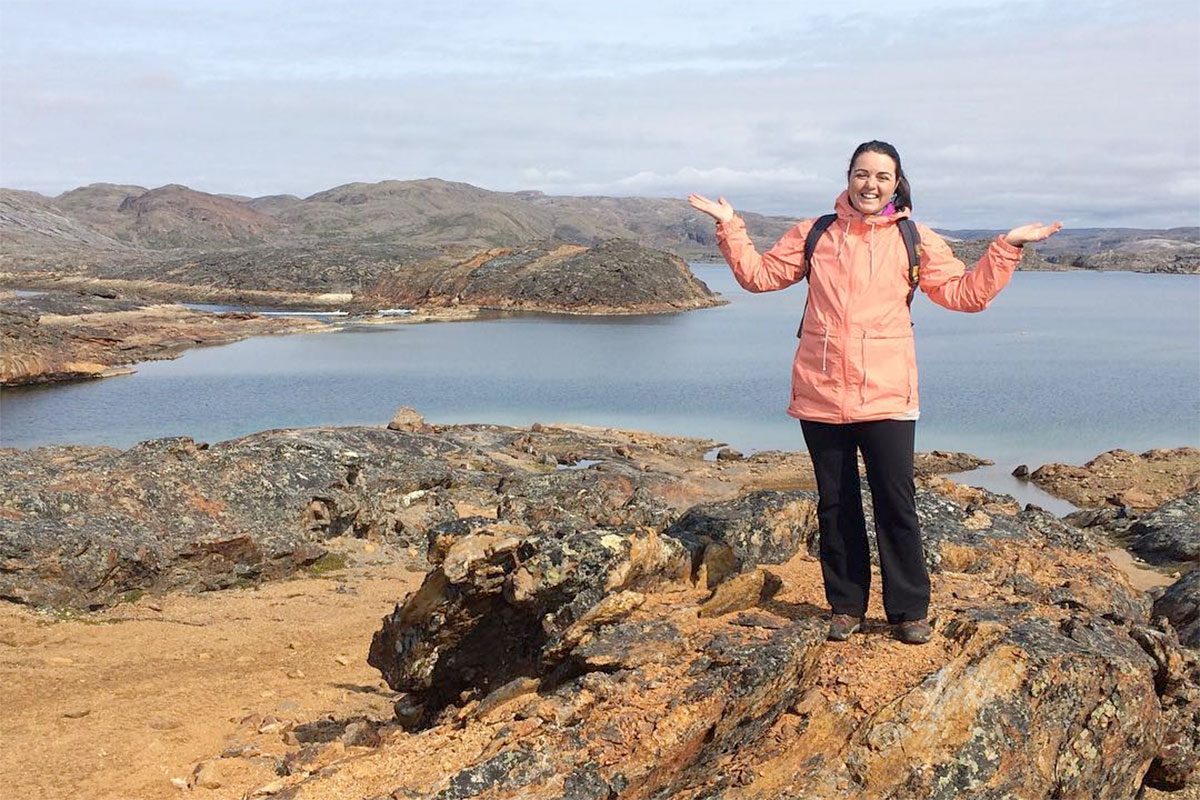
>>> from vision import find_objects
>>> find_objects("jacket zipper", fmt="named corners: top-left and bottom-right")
top-left (859, 222), bottom-right (876, 410)
top-left (840, 221), bottom-right (853, 423)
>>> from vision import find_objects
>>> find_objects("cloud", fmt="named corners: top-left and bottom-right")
top-left (1, 0), bottom-right (1197, 227)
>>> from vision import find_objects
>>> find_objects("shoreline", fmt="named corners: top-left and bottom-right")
top-left (3, 264), bottom-right (1193, 388)
top-left (0, 284), bottom-right (729, 388)
top-left (0, 297), bottom-right (333, 387)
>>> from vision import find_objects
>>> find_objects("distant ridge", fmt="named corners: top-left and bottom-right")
top-left (1, 178), bottom-right (1196, 273)
top-left (941, 227), bottom-right (1200, 257)
top-left (0, 178), bottom-right (792, 262)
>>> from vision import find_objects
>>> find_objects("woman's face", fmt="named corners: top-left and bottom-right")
top-left (847, 151), bottom-right (898, 215)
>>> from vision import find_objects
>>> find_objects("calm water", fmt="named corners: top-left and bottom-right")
top-left (3, 269), bottom-right (1198, 512)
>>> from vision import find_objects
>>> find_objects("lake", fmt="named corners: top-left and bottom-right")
top-left (2, 268), bottom-right (1197, 513)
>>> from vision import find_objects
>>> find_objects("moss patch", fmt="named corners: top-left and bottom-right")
top-left (121, 589), bottom-right (146, 604)
top-left (306, 552), bottom-right (349, 576)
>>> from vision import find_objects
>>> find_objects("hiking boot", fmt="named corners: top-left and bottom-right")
top-left (827, 613), bottom-right (864, 642)
top-left (895, 618), bottom-right (933, 645)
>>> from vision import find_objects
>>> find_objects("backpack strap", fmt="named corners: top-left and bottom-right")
top-left (802, 214), bottom-right (839, 279)
top-left (796, 214), bottom-right (838, 338)
top-left (896, 218), bottom-right (922, 307)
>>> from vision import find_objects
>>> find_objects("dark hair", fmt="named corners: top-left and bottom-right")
top-left (848, 140), bottom-right (912, 212)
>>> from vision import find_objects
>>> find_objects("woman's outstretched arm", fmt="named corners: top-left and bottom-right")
top-left (918, 221), bottom-right (1062, 312)
top-left (688, 193), bottom-right (810, 293)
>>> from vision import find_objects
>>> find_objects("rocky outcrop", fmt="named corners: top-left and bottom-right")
top-left (387, 406), bottom-right (430, 432)
top-left (915, 450), bottom-right (994, 474)
top-left (1046, 245), bottom-right (1200, 275)
top-left (4, 417), bottom-right (1198, 796)
top-left (355, 239), bottom-right (722, 314)
top-left (0, 305), bottom-right (114, 383)
top-left (0, 422), bottom-right (726, 608)
top-left (0, 290), bottom-right (327, 386)
top-left (2, 236), bottom-right (722, 317)
top-left (367, 522), bottom-right (698, 721)
top-left (0, 272), bottom-right (358, 308)
top-left (0, 428), bottom-right (466, 607)
top-left (1028, 447), bottom-right (1200, 510)
top-left (343, 477), bottom-right (1194, 798)
top-left (0, 420), bottom-right (993, 611)
top-left (1048, 450), bottom-right (1200, 575)
top-left (1067, 496), bottom-right (1199, 592)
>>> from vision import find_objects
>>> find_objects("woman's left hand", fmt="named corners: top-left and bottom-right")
top-left (1005, 221), bottom-right (1063, 247)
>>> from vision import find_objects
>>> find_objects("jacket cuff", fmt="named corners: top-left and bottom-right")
top-left (992, 234), bottom-right (1023, 258)
top-left (715, 215), bottom-right (747, 241)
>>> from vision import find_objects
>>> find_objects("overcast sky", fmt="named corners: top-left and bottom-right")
top-left (3, 0), bottom-right (1198, 228)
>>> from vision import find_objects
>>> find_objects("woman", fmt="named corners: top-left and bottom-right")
top-left (688, 140), bottom-right (1061, 645)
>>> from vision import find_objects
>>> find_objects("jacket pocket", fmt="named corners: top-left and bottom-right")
top-left (860, 335), bottom-right (915, 409)
top-left (792, 328), bottom-right (837, 404)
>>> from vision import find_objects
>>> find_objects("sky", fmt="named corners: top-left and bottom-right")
top-left (2, 0), bottom-right (1199, 228)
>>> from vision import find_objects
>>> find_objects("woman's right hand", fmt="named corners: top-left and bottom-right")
top-left (688, 194), bottom-right (735, 224)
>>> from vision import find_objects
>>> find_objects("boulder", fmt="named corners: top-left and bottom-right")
top-left (1154, 570), bottom-right (1200, 650)
top-left (666, 490), bottom-right (819, 578)
top-left (367, 520), bottom-right (694, 720)
top-left (1128, 492), bottom-right (1200, 566)
top-left (387, 406), bottom-right (427, 432)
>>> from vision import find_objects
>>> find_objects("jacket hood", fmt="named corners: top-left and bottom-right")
top-left (834, 190), bottom-right (911, 225)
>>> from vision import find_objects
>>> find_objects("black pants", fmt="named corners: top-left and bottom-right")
top-left (800, 419), bottom-right (929, 624)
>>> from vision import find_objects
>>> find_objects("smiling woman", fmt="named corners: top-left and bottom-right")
top-left (845, 142), bottom-right (909, 216)
top-left (688, 139), bottom-right (1062, 646)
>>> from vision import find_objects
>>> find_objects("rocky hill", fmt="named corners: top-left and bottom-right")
top-left (0, 179), bottom-right (794, 264)
top-left (0, 188), bottom-right (131, 255)
top-left (46, 183), bottom-right (283, 249)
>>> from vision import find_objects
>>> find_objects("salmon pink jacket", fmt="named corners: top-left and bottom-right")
top-left (716, 190), bottom-right (1024, 424)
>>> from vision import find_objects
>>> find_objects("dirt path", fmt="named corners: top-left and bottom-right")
top-left (0, 538), bottom-right (422, 800)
